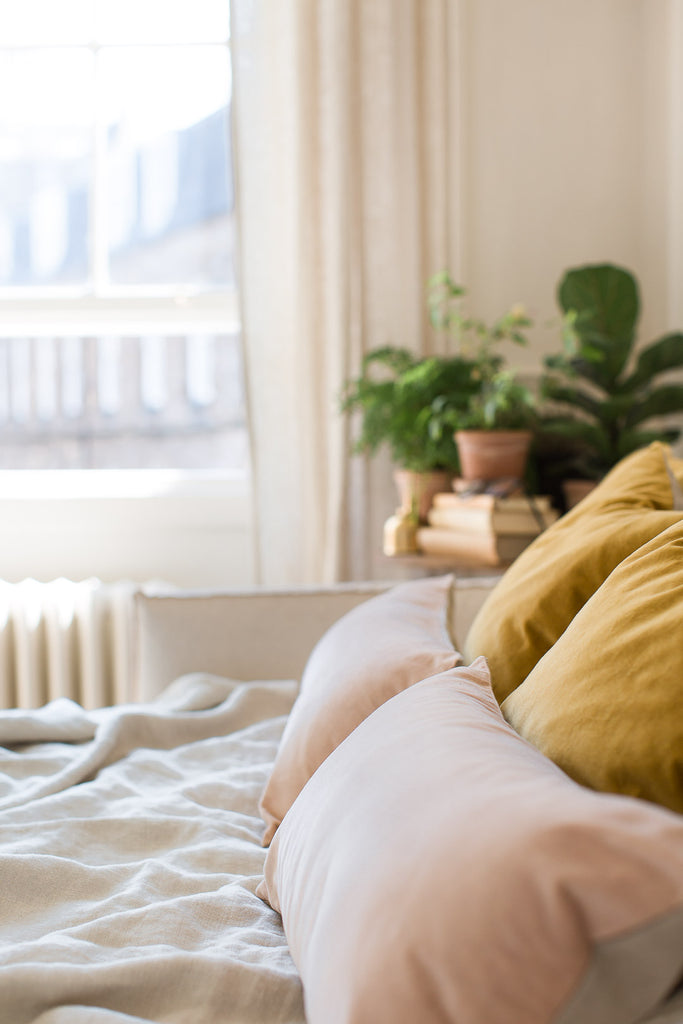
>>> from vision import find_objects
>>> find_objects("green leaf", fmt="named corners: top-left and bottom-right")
top-left (621, 333), bottom-right (683, 390)
top-left (617, 428), bottom-right (682, 458)
top-left (544, 353), bottom-right (576, 374)
top-left (340, 344), bottom-right (482, 472)
top-left (624, 384), bottom-right (683, 427)
top-left (557, 264), bottom-right (639, 384)
top-left (541, 379), bottom-right (605, 418)
top-left (539, 417), bottom-right (614, 464)
top-left (362, 346), bottom-right (417, 376)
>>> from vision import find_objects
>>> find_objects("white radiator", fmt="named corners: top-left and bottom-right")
top-left (0, 579), bottom-right (136, 709)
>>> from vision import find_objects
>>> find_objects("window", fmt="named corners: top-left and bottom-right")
top-left (0, 0), bottom-right (245, 471)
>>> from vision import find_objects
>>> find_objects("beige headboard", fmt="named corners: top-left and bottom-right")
top-left (132, 576), bottom-right (499, 701)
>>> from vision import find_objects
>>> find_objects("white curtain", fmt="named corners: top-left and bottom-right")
top-left (231, 0), bottom-right (461, 585)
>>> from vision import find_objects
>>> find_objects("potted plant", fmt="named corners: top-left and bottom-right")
top-left (538, 262), bottom-right (683, 503)
top-left (427, 271), bottom-right (537, 481)
top-left (340, 345), bottom-right (480, 519)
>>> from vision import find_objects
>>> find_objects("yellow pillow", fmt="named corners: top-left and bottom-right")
top-left (502, 520), bottom-right (683, 813)
top-left (464, 443), bottom-right (683, 702)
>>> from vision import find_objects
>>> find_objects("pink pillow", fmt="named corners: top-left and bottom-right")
top-left (259, 575), bottom-right (459, 844)
top-left (259, 663), bottom-right (683, 1024)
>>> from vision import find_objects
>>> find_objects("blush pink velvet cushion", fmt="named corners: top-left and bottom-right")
top-left (259, 574), bottom-right (459, 844)
top-left (259, 663), bottom-right (683, 1024)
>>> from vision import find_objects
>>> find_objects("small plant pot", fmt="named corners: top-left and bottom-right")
top-left (393, 469), bottom-right (452, 522)
top-left (455, 430), bottom-right (533, 482)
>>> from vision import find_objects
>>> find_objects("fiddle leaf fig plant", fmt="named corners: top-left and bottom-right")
top-left (540, 263), bottom-right (683, 480)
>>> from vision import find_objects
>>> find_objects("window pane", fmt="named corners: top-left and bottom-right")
top-left (0, 0), bottom-right (94, 44)
top-left (102, 47), bottom-right (234, 288)
top-left (96, 0), bottom-right (230, 44)
top-left (0, 51), bottom-right (94, 288)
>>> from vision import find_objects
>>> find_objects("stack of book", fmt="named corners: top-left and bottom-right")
top-left (416, 491), bottom-right (559, 567)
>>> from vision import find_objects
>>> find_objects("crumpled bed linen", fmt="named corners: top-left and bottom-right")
top-left (0, 674), bottom-right (305, 1024)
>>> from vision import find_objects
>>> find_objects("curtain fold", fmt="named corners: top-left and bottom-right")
top-left (231, 0), bottom-right (460, 585)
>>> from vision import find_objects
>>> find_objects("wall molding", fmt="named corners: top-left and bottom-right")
top-left (668, 0), bottom-right (683, 328)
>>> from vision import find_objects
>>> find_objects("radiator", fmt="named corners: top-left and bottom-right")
top-left (0, 579), bottom-right (136, 710)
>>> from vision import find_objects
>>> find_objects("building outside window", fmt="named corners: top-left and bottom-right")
top-left (0, 0), bottom-right (245, 472)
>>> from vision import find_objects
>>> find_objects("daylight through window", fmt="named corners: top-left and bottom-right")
top-left (0, 0), bottom-right (244, 471)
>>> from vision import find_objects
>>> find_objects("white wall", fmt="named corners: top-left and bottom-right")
top-left (0, 472), bottom-right (254, 587)
top-left (457, 0), bottom-right (679, 365)
top-left (5, 2), bottom-right (682, 587)
top-left (366, 0), bottom-right (683, 573)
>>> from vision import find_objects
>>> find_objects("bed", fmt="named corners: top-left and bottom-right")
top-left (1, 442), bottom-right (683, 1024)
top-left (0, 675), bottom-right (305, 1024)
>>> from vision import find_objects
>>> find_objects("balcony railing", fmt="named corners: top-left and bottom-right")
top-left (0, 332), bottom-right (246, 470)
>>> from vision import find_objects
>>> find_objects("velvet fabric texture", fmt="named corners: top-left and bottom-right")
top-left (464, 443), bottom-right (683, 702)
top-left (503, 519), bottom-right (683, 813)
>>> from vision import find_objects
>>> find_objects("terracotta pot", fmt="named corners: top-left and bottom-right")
top-left (455, 430), bottom-right (533, 483)
top-left (393, 468), bottom-right (452, 522)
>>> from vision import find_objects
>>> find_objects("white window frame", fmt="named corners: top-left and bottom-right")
top-left (0, 292), bottom-right (239, 336)
top-left (0, 22), bottom-right (253, 588)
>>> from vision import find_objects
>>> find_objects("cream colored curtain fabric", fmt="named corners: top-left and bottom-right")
top-left (231, 0), bottom-right (460, 585)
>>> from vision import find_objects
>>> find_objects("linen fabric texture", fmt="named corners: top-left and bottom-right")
top-left (0, 675), bottom-right (305, 1024)
top-left (258, 664), bottom-right (683, 1024)
top-left (259, 574), bottom-right (459, 844)
top-left (132, 584), bottom-right (391, 700)
top-left (464, 443), bottom-right (683, 702)
top-left (503, 519), bottom-right (683, 813)
top-left (231, 0), bottom-right (460, 584)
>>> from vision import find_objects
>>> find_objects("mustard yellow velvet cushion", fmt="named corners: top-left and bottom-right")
top-left (464, 443), bottom-right (683, 702)
top-left (502, 519), bottom-right (683, 813)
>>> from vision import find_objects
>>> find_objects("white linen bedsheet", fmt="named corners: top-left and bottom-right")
top-left (0, 674), bottom-right (305, 1024)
